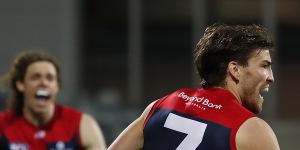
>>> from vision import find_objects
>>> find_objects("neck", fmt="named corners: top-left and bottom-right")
top-left (23, 105), bottom-right (55, 126)
top-left (222, 80), bottom-right (242, 104)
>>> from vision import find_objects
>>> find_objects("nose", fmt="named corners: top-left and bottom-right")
top-left (267, 69), bottom-right (275, 83)
top-left (39, 78), bottom-right (49, 86)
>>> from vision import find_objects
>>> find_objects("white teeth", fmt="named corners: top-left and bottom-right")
top-left (36, 89), bottom-right (49, 97)
top-left (261, 87), bottom-right (269, 93)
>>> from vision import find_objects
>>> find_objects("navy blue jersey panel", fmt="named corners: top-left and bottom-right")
top-left (143, 109), bottom-right (186, 150)
top-left (143, 109), bottom-right (231, 150)
top-left (0, 135), bottom-right (10, 150)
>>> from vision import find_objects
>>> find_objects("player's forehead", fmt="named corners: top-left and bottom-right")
top-left (26, 61), bottom-right (57, 76)
top-left (248, 49), bottom-right (271, 63)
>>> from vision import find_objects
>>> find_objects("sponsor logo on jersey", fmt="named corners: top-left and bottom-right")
top-left (9, 143), bottom-right (29, 150)
top-left (178, 92), bottom-right (222, 110)
top-left (48, 141), bottom-right (74, 150)
top-left (55, 141), bottom-right (65, 150)
top-left (34, 130), bottom-right (46, 139)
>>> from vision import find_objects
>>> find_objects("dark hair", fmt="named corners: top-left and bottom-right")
top-left (194, 23), bottom-right (273, 88)
top-left (5, 50), bottom-right (61, 115)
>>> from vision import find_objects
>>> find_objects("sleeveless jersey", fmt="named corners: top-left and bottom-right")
top-left (143, 88), bottom-right (255, 150)
top-left (0, 105), bottom-right (83, 150)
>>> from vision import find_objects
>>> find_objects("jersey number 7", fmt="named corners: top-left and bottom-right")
top-left (163, 113), bottom-right (207, 150)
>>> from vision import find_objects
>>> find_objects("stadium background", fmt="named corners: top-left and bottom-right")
top-left (0, 0), bottom-right (299, 149)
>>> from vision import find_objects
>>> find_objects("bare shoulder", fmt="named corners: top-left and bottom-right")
top-left (82, 113), bottom-right (100, 122)
top-left (80, 113), bottom-right (99, 129)
top-left (141, 100), bottom-right (157, 120)
top-left (108, 100), bottom-right (157, 150)
top-left (236, 117), bottom-right (280, 150)
top-left (80, 113), bottom-right (106, 150)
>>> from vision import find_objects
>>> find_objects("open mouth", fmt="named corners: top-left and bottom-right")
top-left (35, 89), bottom-right (50, 100)
top-left (259, 87), bottom-right (269, 101)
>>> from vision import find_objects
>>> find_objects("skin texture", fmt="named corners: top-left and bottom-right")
top-left (108, 101), bottom-right (155, 150)
top-left (236, 50), bottom-right (274, 114)
top-left (16, 61), bottom-right (58, 125)
top-left (16, 61), bottom-right (106, 150)
top-left (108, 49), bottom-right (280, 150)
top-left (226, 49), bottom-right (279, 149)
top-left (227, 49), bottom-right (274, 114)
top-left (80, 114), bottom-right (107, 150)
top-left (236, 117), bottom-right (280, 150)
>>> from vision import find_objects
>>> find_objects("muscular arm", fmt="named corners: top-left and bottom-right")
top-left (80, 114), bottom-right (106, 150)
top-left (108, 101), bottom-right (156, 150)
top-left (236, 117), bottom-right (280, 150)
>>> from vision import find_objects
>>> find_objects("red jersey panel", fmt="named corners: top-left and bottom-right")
top-left (0, 105), bottom-right (83, 150)
top-left (143, 88), bottom-right (255, 150)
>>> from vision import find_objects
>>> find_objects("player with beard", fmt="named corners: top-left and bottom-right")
top-left (0, 50), bottom-right (106, 150)
top-left (108, 23), bottom-right (280, 150)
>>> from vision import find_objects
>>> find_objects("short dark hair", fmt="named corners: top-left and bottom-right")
top-left (5, 50), bottom-right (61, 115)
top-left (194, 23), bottom-right (273, 88)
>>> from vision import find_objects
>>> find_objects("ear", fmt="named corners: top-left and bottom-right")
top-left (16, 81), bottom-right (25, 92)
top-left (228, 61), bottom-right (240, 82)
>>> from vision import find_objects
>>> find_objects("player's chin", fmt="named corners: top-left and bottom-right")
top-left (255, 96), bottom-right (264, 112)
top-left (33, 99), bottom-right (55, 109)
top-left (254, 101), bottom-right (263, 114)
top-left (248, 100), bottom-right (263, 114)
top-left (250, 106), bottom-right (262, 114)
top-left (257, 103), bottom-right (263, 114)
top-left (31, 106), bottom-right (49, 114)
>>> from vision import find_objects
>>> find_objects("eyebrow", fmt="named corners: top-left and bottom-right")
top-left (263, 60), bottom-right (272, 65)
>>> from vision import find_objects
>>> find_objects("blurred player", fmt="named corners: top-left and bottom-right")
top-left (0, 50), bottom-right (106, 150)
top-left (108, 23), bottom-right (280, 150)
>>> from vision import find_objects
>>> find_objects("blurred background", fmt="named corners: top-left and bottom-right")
top-left (0, 0), bottom-right (299, 149)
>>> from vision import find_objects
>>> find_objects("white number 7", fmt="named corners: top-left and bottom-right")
top-left (164, 113), bottom-right (207, 150)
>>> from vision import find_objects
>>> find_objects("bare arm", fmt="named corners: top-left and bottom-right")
top-left (236, 117), bottom-right (280, 150)
top-left (108, 101), bottom-right (156, 150)
top-left (80, 114), bottom-right (107, 150)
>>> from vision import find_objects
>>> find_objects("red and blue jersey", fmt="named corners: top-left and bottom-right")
top-left (0, 105), bottom-right (83, 150)
top-left (143, 88), bottom-right (255, 150)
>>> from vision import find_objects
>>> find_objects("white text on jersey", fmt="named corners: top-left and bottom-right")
top-left (178, 92), bottom-right (222, 110)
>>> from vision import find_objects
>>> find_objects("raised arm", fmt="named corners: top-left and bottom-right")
top-left (236, 117), bottom-right (280, 150)
top-left (108, 101), bottom-right (156, 150)
top-left (80, 114), bottom-right (107, 150)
